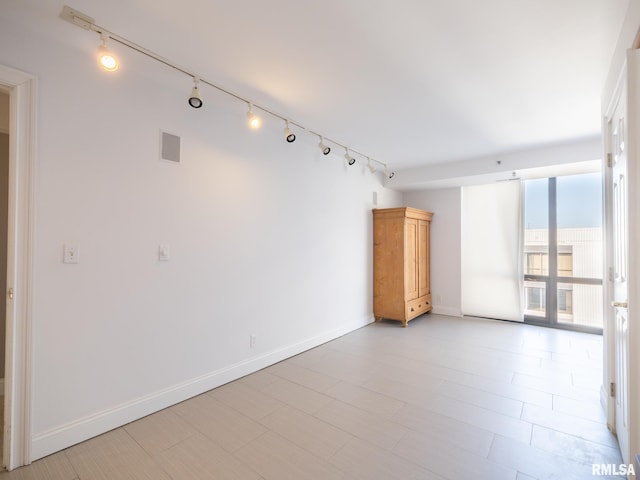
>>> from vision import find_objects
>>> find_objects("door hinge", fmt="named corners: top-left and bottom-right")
top-left (607, 153), bottom-right (613, 168)
top-left (610, 382), bottom-right (616, 397)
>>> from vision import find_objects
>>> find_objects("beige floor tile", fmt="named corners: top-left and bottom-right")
top-left (238, 369), bottom-right (280, 389)
top-left (553, 394), bottom-right (606, 423)
top-left (326, 381), bottom-right (405, 418)
top-left (374, 357), bottom-right (476, 386)
top-left (513, 372), bottom-right (600, 403)
top-left (436, 380), bottom-right (524, 418)
top-left (267, 362), bottom-right (341, 393)
top-left (314, 399), bottom-right (408, 450)
top-left (257, 377), bottom-right (334, 414)
top-left (462, 374), bottom-right (553, 408)
top-left (488, 434), bottom-right (610, 480)
top-left (155, 433), bottom-right (262, 480)
top-left (361, 373), bottom-right (442, 406)
top-left (290, 349), bottom-right (379, 385)
top-left (208, 381), bottom-right (284, 420)
top-left (392, 403), bottom-right (495, 457)
top-left (530, 425), bottom-right (623, 465)
top-left (394, 429), bottom-right (517, 480)
top-left (64, 428), bottom-right (171, 480)
top-left (235, 432), bottom-right (347, 480)
top-left (0, 451), bottom-right (77, 480)
top-left (521, 404), bottom-right (618, 448)
top-left (416, 390), bottom-right (533, 444)
top-left (259, 405), bottom-right (351, 460)
top-left (329, 437), bottom-right (445, 480)
top-left (171, 393), bottom-right (266, 452)
top-left (124, 408), bottom-right (196, 456)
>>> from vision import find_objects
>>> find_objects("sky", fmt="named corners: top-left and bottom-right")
top-left (524, 172), bottom-right (603, 229)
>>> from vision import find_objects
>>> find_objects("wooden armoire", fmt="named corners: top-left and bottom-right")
top-left (373, 207), bottom-right (433, 327)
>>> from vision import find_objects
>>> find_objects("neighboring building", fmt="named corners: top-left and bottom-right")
top-left (524, 227), bottom-right (603, 328)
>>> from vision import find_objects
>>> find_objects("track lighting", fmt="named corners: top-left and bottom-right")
top-left (247, 103), bottom-right (261, 129)
top-left (385, 167), bottom-right (395, 179)
top-left (63, 6), bottom-right (398, 174)
top-left (284, 121), bottom-right (296, 143)
top-left (344, 148), bottom-right (356, 166)
top-left (318, 137), bottom-right (331, 155)
top-left (97, 33), bottom-right (118, 72)
top-left (188, 77), bottom-right (203, 109)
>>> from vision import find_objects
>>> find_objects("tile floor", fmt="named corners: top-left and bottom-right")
top-left (0, 314), bottom-right (624, 479)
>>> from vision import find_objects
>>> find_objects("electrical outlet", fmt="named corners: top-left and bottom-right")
top-left (250, 335), bottom-right (256, 348)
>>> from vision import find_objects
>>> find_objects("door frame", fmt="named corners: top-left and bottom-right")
top-left (603, 48), bottom-right (640, 467)
top-left (0, 63), bottom-right (35, 471)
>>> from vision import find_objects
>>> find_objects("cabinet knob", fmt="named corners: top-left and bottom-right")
top-left (410, 308), bottom-right (414, 312)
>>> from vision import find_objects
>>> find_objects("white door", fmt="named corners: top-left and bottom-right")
top-left (609, 79), bottom-right (629, 464)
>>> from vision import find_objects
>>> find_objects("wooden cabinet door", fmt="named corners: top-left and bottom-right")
top-left (418, 219), bottom-right (430, 297)
top-left (404, 218), bottom-right (419, 300)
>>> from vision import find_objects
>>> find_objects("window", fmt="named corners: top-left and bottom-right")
top-left (523, 173), bottom-right (603, 331)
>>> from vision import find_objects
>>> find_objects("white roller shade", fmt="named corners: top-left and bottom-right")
top-left (462, 181), bottom-right (523, 322)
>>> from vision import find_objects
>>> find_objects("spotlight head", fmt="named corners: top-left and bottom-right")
top-left (284, 121), bottom-right (296, 143)
top-left (344, 148), bottom-right (356, 166)
top-left (318, 137), bottom-right (331, 155)
top-left (188, 84), bottom-right (203, 109)
top-left (247, 103), bottom-right (261, 129)
top-left (97, 44), bottom-right (118, 72)
top-left (385, 167), bottom-right (395, 179)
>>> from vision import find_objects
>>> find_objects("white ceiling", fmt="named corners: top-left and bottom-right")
top-left (17, 1), bottom-right (634, 170)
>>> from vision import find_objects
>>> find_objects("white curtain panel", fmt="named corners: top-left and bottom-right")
top-left (461, 181), bottom-right (524, 322)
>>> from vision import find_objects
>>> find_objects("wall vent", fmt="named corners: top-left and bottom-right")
top-left (160, 131), bottom-right (181, 163)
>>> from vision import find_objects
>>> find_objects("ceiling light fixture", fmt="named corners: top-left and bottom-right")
top-left (318, 136), bottom-right (331, 155)
top-left (97, 33), bottom-right (118, 72)
top-left (284, 121), bottom-right (296, 143)
top-left (61, 6), bottom-right (397, 174)
top-left (344, 148), bottom-right (356, 166)
top-left (367, 158), bottom-right (377, 173)
top-left (385, 166), bottom-right (395, 179)
top-left (247, 103), bottom-right (261, 129)
top-left (188, 77), bottom-right (203, 108)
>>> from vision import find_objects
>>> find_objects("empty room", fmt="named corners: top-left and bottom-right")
top-left (1, 1), bottom-right (640, 479)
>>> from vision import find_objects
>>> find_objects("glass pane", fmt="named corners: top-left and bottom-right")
top-left (524, 179), bottom-right (549, 275)
top-left (524, 280), bottom-right (546, 318)
top-left (557, 283), bottom-right (603, 328)
top-left (556, 173), bottom-right (603, 279)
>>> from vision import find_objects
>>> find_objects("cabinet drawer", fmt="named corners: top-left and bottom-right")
top-left (406, 295), bottom-right (431, 320)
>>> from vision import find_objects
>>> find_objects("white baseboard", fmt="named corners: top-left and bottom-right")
top-left (31, 316), bottom-right (373, 461)
top-left (432, 305), bottom-right (463, 317)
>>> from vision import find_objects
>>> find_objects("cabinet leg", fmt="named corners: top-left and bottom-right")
top-left (375, 316), bottom-right (382, 323)
top-left (402, 320), bottom-right (408, 328)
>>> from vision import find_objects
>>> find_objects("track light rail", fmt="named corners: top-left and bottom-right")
top-left (60, 5), bottom-right (394, 176)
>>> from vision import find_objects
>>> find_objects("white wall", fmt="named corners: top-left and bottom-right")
top-left (403, 188), bottom-right (462, 316)
top-left (0, 5), bottom-right (403, 460)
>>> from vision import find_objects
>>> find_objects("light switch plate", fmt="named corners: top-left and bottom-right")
top-left (63, 244), bottom-right (79, 264)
